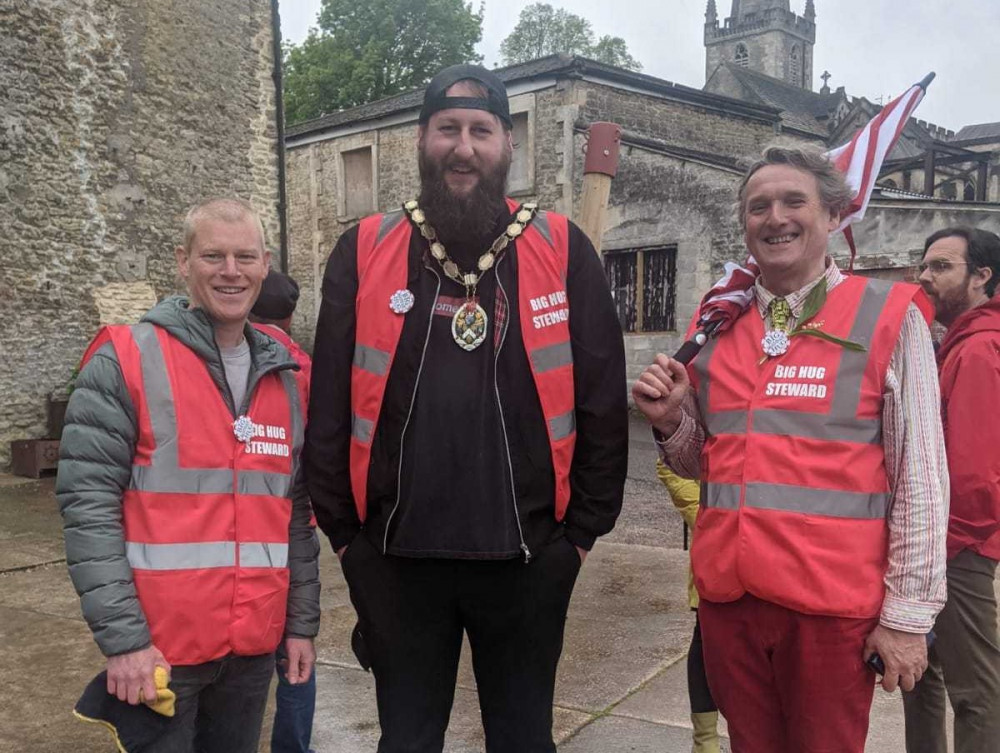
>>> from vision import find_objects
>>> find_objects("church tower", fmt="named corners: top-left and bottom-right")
top-left (705, 0), bottom-right (816, 89)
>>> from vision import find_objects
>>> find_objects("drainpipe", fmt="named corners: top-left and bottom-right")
top-left (271, 0), bottom-right (290, 272)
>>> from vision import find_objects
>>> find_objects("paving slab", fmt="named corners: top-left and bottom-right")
top-left (614, 656), bottom-right (729, 738)
top-left (560, 713), bottom-right (731, 753)
top-left (0, 476), bottom-right (66, 571)
top-left (0, 606), bottom-right (110, 752)
top-left (292, 663), bottom-right (593, 753)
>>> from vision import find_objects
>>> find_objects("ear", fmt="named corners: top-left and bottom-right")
top-left (262, 248), bottom-right (272, 271)
top-left (971, 264), bottom-right (993, 295)
top-left (417, 125), bottom-right (426, 148)
top-left (826, 207), bottom-right (840, 234)
top-left (505, 129), bottom-right (514, 151)
top-left (175, 245), bottom-right (190, 281)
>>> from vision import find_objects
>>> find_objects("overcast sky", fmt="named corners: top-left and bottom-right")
top-left (277, 0), bottom-right (999, 132)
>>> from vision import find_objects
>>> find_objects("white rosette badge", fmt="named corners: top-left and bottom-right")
top-left (233, 414), bottom-right (255, 450)
top-left (389, 289), bottom-right (415, 314)
top-left (760, 330), bottom-right (790, 358)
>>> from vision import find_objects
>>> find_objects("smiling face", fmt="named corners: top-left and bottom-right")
top-left (743, 164), bottom-right (839, 295)
top-left (175, 214), bottom-right (270, 341)
top-left (918, 234), bottom-right (990, 327)
top-left (417, 81), bottom-right (512, 200)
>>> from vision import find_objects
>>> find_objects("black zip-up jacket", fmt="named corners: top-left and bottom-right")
top-left (305, 210), bottom-right (628, 558)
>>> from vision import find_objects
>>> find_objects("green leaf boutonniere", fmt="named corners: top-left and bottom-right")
top-left (759, 279), bottom-right (866, 364)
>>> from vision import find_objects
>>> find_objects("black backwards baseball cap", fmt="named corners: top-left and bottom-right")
top-left (418, 64), bottom-right (512, 129)
top-left (252, 271), bottom-right (300, 320)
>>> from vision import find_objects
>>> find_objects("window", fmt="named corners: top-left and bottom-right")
top-left (604, 246), bottom-right (677, 333)
top-left (735, 43), bottom-right (749, 67)
top-left (789, 45), bottom-right (800, 85)
top-left (964, 181), bottom-right (976, 201)
top-left (342, 146), bottom-right (374, 217)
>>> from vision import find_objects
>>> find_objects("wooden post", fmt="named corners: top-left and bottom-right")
top-left (578, 122), bottom-right (622, 256)
top-left (635, 250), bottom-right (645, 333)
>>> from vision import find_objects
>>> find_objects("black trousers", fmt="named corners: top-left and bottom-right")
top-left (147, 652), bottom-right (274, 753)
top-left (687, 611), bottom-right (718, 714)
top-left (341, 533), bottom-right (582, 753)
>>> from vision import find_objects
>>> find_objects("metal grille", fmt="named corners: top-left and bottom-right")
top-left (603, 246), bottom-right (676, 333)
top-left (642, 246), bottom-right (676, 332)
top-left (604, 252), bottom-right (637, 333)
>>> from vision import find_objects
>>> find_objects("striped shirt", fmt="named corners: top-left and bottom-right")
top-left (659, 261), bottom-right (948, 632)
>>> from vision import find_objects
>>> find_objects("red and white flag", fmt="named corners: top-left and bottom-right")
top-left (687, 73), bottom-right (934, 346)
top-left (826, 74), bottom-right (933, 235)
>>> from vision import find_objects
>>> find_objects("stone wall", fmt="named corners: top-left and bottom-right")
top-left (1, 0), bottom-right (280, 467)
top-left (830, 199), bottom-right (1000, 272)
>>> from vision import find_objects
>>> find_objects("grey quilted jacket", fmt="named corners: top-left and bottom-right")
top-left (56, 296), bottom-right (321, 658)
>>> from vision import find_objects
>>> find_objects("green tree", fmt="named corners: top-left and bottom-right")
top-left (498, 3), bottom-right (641, 71)
top-left (283, 0), bottom-right (484, 125)
top-left (589, 35), bottom-right (642, 71)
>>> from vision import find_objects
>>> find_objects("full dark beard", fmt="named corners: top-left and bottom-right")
top-left (418, 149), bottom-right (511, 247)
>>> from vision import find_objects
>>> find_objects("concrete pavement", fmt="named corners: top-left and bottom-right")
top-left (0, 416), bottom-right (954, 751)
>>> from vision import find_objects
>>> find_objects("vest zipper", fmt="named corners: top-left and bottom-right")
top-left (494, 256), bottom-right (531, 564)
top-left (382, 265), bottom-right (442, 555)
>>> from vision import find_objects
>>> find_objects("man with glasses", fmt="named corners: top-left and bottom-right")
top-left (904, 226), bottom-right (1000, 753)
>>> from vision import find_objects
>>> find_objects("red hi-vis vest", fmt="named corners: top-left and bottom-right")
top-left (350, 198), bottom-right (576, 522)
top-left (689, 276), bottom-right (923, 619)
top-left (88, 323), bottom-right (305, 665)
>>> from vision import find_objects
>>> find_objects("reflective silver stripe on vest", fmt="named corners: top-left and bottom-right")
top-left (280, 369), bottom-right (305, 494)
top-left (532, 211), bottom-right (552, 247)
top-left (132, 465), bottom-right (233, 494)
top-left (376, 209), bottom-right (405, 247)
top-left (549, 410), bottom-right (576, 441)
top-left (696, 279), bottom-right (893, 443)
top-left (704, 482), bottom-right (741, 510)
top-left (240, 470), bottom-right (292, 498)
top-left (530, 341), bottom-right (573, 373)
top-left (352, 413), bottom-right (374, 443)
top-left (704, 481), bottom-right (888, 519)
top-left (752, 409), bottom-right (881, 444)
top-left (745, 482), bottom-right (888, 519)
top-left (239, 542), bottom-right (289, 568)
top-left (354, 344), bottom-right (391, 376)
top-left (133, 323), bottom-right (179, 467)
top-left (127, 541), bottom-right (235, 570)
top-left (126, 541), bottom-right (289, 570)
top-left (129, 323), bottom-right (295, 496)
top-left (706, 410), bottom-right (748, 436)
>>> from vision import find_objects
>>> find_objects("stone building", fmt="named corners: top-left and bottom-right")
top-left (284, 0), bottom-right (999, 387)
top-left (1, 0), bottom-right (284, 467)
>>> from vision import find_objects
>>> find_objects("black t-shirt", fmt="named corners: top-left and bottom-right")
top-left (388, 216), bottom-right (522, 558)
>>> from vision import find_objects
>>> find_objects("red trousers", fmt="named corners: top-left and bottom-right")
top-left (699, 594), bottom-right (879, 752)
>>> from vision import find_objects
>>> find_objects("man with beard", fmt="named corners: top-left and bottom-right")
top-left (304, 64), bottom-right (628, 752)
top-left (904, 227), bottom-right (1000, 753)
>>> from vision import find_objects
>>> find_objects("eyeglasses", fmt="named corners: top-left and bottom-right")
top-left (917, 260), bottom-right (973, 275)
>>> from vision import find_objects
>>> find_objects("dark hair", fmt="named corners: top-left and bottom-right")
top-left (737, 146), bottom-right (853, 230)
top-left (924, 226), bottom-right (1000, 297)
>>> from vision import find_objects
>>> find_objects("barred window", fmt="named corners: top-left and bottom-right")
top-left (604, 246), bottom-right (677, 333)
top-left (735, 44), bottom-right (749, 67)
top-left (789, 45), bottom-right (800, 85)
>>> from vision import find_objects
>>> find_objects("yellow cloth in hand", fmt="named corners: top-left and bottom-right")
top-left (140, 666), bottom-right (175, 717)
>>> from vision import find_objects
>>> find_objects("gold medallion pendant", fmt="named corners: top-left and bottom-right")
top-left (403, 199), bottom-right (537, 352)
top-left (452, 301), bottom-right (488, 351)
